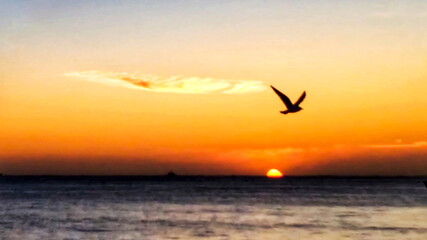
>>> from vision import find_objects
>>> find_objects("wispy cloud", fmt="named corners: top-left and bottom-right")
top-left (2, 143), bottom-right (427, 175)
top-left (364, 141), bottom-right (427, 149)
top-left (64, 71), bottom-right (267, 94)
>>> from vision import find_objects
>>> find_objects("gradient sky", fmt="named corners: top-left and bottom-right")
top-left (1, 0), bottom-right (426, 175)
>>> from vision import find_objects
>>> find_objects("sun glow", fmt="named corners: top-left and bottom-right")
top-left (266, 169), bottom-right (283, 178)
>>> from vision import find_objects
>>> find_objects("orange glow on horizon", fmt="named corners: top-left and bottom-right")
top-left (266, 169), bottom-right (283, 178)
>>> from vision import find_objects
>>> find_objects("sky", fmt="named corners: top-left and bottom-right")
top-left (1, 0), bottom-right (426, 175)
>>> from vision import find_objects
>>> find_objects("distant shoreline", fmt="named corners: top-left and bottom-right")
top-left (1, 175), bottom-right (426, 178)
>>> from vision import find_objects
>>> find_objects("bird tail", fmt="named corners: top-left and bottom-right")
top-left (280, 110), bottom-right (289, 114)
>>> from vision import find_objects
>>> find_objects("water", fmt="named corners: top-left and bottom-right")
top-left (0, 176), bottom-right (426, 239)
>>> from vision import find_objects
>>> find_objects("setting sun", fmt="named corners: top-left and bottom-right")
top-left (266, 169), bottom-right (283, 178)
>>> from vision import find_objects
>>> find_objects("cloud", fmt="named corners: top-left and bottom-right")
top-left (299, 146), bottom-right (427, 176)
top-left (2, 142), bottom-right (426, 176)
top-left (211, 143), bottom-right (427, 176)
top-left (364, 141), bottom-right (427, 149)
top-left (64, 71), bottom-right (267, 94)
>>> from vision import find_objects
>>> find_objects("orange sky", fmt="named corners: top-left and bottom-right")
top-left (1, 1), bottom-right (426, 175)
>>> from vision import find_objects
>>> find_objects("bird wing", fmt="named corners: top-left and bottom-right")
top-left (271, 86), bottom-right (293, 109)
top-left (294, 91), bottom-right (306, 106)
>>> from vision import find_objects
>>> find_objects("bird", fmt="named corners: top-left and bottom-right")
top-left (271, 85), bottom-right (306, 115)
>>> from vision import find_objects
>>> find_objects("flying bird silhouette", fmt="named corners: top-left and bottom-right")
top-left (271, 85), bottom-right (306, 115)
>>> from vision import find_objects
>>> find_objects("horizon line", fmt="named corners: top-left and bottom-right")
top-left (1, 174), bottom-right (426, 178)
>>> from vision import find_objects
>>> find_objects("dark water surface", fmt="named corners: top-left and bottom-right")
top-left (0, 176), bottom-right (426, 239)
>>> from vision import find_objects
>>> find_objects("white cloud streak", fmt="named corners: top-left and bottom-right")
top-left (64, 71), bottom-right (267, 94)
top-left (364, 141), bottom-right (427, 149)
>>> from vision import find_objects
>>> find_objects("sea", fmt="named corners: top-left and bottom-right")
top-left (0, 176), bottom-right (426, 240)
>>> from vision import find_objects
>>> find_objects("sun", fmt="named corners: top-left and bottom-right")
top-left (266, 169), bottom-right (283, 178)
